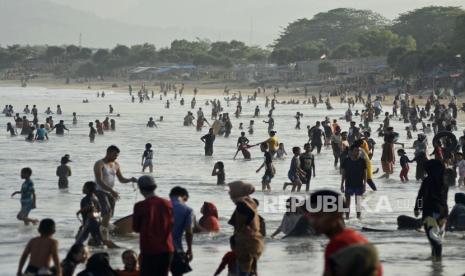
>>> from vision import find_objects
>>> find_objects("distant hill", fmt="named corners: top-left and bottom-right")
top-left (0, 0), bottom-right (275, 48)
top-left (0, 0), bottom-right (198, 48)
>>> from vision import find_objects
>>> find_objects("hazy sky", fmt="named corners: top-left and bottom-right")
top-left (47, 0), bottom-right (465, 46)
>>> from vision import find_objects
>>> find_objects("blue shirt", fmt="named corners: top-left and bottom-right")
top-left (36, 128), bottom-right (47, 139)
top-left (170, 197), bottom-right (193, 252)
top-left (20, 180), bottom-right (34, 204)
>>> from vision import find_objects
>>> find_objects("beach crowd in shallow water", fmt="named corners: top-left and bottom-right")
top-left (5, 82), bottom-right (465, 276)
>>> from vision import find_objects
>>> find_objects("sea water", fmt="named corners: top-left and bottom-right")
top-left (0, 86), bottom-right (464, 276)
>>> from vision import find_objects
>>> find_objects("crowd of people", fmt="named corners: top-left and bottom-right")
top-left (5, 81), bottom-right (465, 276)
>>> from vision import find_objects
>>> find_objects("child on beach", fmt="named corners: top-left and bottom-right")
top-left (283, 147), bottom-right (306, 192)
top-left (141, 143), bottom-right (154, 173)
top-left (257, 142), bottom-right (275, 191)
top-left (212, 161), bottom-right (225, 185)
top-left (116, 250), bottom-right (139, 276)
top-left (214, 236), bottom-right (236, 276)
top-left (276, 143), bottom-right (287, 159)
top-left (17, 218), bottom-right (62, 276)
top-left (75, 181), bottom-right (104, 246)
top-left (11, 167), bottom-right (38, 225)
top-left (56, 155), bottom-right (72, 189)
top-left (398, 149), bottom-right (413, 182)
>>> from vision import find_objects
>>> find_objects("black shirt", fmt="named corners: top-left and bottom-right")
top-left (342, 157), bottom-right (366, 188)
top-left (202, 133), bottom-right (215, 148)
top-left (311, 127), bottom-right (323, 144)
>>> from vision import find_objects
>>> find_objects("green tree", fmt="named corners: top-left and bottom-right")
top-left (245, 46), bottom-right (270, 63)
top-left (270, 48), bottom-right (292, 65)
top-left (274, 8), bottom-right (389, 50)
top-left (45, 46), bottom-right (65, 61)
top-left (395, 51), bottom-right (422, 78)
top-left (331, 43), bottom-right (360, 59)
top-left (92, 49), bottom-right (109, 64)
top-left (129, 43), bottom-right (156, 64)
top-left (451, 14), bottom-right (465, 53)
top-left (392, 6), bottom-right (465, 50)
top-left (357, 28), bottom-right (400, 56)
top-left (65, 45), bottom-right (80, 58)
top-left (387, 47), bottom-right (407, 69)
top-left (112, 45), bottom-right (130, 58)
top-left (78, 48), bottom-right (92, 59)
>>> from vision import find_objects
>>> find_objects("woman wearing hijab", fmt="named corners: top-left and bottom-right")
top-left (414, 159), bottom-right (449, 261)
top-left (227, 181), bottom-right (264, 276)
top-left (194, 202), bottom-right (220, 233)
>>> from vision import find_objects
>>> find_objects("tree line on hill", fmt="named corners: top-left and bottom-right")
top-left (0, 6), bottom-right (464, 80)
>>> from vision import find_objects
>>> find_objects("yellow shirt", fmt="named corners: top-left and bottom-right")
top-left (267, 136), bottom-right (279, 151)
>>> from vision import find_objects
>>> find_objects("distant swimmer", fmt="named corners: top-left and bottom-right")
top-left (56, 105), bottom-right (62, 115)
top-left (109, 105), bottom-right (113, 114)
top-left (141, 143), bottom-right (154, 173)
top-left (72, 112), bottom-right (77, 125)
top-left (201, 128), bottom-right (216, 156)
top-left (212, 161), bottom-right (225, 185)
top-left (45, 107), bottom-right (54, 115)
top-left (95, 120), bottom-right (104, 135)
top-left (35, 124), bottom-right (49, 141)
top-left (51, 120), bottom-right (69, 135)
top-left (110, 119), bottom-right (116, 131)
top-left (88, 122), bottom-right (97, 142)
top-left (56, 155), bottom-right (72, 189)
top-left (147, 117), bottom-right (158, 128)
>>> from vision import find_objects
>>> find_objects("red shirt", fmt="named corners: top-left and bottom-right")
top-left (200, 216), bottom-right (220, 232)
top-left (324, 228), bottom-right (382, 276)
top-left (133, 196), bottom-right (174, 254)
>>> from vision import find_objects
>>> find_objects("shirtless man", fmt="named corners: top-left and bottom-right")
top-left (94, 145), bottom-right (137, 245)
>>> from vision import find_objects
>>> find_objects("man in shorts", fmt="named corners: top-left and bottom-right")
top-left (340, 145), bottom-right (366, 219)
top-left (94, 145), bottom-right (137, 244)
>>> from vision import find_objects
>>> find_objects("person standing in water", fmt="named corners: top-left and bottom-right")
top-left (141, 143), bottom-right (154, 173)
top-left (300, 143), bottom-right (316, 192)
top-left (72, 112), bottom-right (77, 125)
top-left (94, 145), bottom-right (137, 246)
top-left (35, 124), bottom-right (49, 141)
top-left (56, 155), bottom-right (72, 189)
top-left (11, 167), bottom-right (39, 225)
top-left (133, 175), bottom-right (174, 276)
top-left (88, 122), bottom-right (96, 143)
top-left (201, 128), bottom-right (216, 156)
top-left (212, 161), bottom-right (225, 185)
top-left (256, 142), bottom-right (275, 191)
top-left (414, 159), bottom-right (449, 261)
top-left (341, 145), bottom-right (366, 219)
top-left (51, 120), bottom-right (69, 135)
